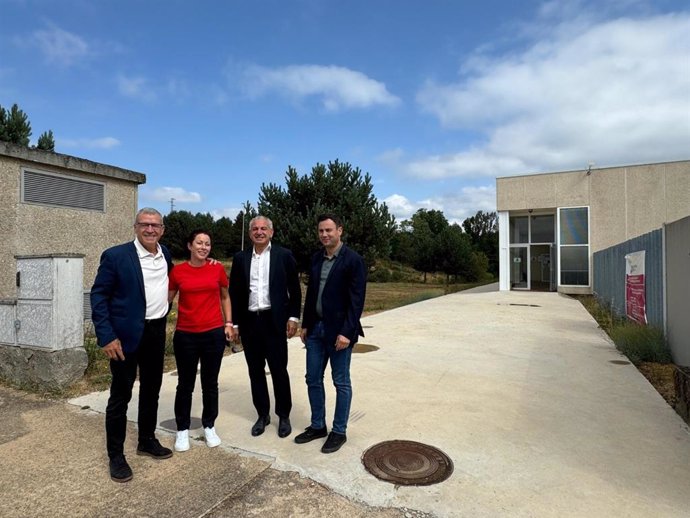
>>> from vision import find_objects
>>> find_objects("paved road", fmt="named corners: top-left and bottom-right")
top-left (3, 288), bottom-right (690, 517)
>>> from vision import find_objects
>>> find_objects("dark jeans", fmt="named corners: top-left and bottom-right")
top-left (105, 317), bottom-right (166, 459)
top-left (241, 310), bottom-right (292, 419)
top-left (173, 327), bottom-right (226, 430)
top-left (305, 320), bottom-right (353, 434)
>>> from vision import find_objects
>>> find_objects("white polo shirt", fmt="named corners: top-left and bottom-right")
top-left (133, 238), bottom-right (169, 319)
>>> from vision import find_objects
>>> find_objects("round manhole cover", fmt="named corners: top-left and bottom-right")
top-left (362, 440), bottom-right (453, 486)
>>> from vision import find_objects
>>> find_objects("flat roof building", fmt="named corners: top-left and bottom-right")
top-left (495, 160), bottom-right (690, 294)
top-left (0, 141), bottom-right (146, 302)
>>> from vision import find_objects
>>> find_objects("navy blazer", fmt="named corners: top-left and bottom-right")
top-left (90, 241), bottom-right (173, 353)
top-left (302, 244), bottom-right (367, 346)
top-left (229, 244), bottom-right (301, 335)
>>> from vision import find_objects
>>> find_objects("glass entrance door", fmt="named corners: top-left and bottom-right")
top-left (510, 246), bottom-right (528, 289)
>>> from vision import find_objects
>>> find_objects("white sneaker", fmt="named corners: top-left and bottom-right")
top-left (204, 427), bottom-right (221, 448)
top-left (175, 430), bottom-right (190, 452)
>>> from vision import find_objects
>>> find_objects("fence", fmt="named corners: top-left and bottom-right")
top-left (592, 229), bottom-right (664, 328)
top-left (593, 220), bottom-right (690, 367)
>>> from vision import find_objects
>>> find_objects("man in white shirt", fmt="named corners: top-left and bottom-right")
top-left (91, 208), bottom-right (174, 483)
top-left (229, 216), bottom-right (301, 438)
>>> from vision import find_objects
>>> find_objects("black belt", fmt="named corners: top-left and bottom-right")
top-left (144, 316), bottom-right (166, 324)
top-left (249, 307), bottom-right (272, 316)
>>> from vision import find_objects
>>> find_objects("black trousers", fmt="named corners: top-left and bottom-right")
top-left (105, 317), bottom-right (166, 459)
top-left (173, 327), bottom-right (225, 430)
top-left (241, 310), bottom-right (292, 419)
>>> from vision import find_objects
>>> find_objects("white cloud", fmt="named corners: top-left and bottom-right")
top-left (385, 185), bottom-right (496, 224)
top-left (239, 64), bottom-right (400, 111)
top-left (415, 12), bottom-right (690, 178)
top-left (58, 137), bottom-right (121, 149)
top-left (117, 75), bottom-right (157, 102)
top-left (211, 208), bottom-right (242, 220)
top-left (148, 187), bottom-right (202, 203)
top-left (25, 23), bottom-right (89, 66)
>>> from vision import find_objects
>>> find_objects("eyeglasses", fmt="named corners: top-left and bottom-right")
top-left (136, 223), bottom-right (164, 230)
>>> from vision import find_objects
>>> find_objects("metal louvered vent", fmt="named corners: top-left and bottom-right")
top-left (22, 170), bottom-right (105, 211)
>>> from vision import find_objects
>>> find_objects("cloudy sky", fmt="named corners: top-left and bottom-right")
top-left (1, 0), bottom-right (688, 223)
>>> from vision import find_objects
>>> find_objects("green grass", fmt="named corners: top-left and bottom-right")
top-left (609, 323), bottom-right (672, 365)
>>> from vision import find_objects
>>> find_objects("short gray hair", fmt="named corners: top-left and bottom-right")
top-left (249, 215), bottom-right (273, 230)
top-left (135, 207), bottom-right (163, 224)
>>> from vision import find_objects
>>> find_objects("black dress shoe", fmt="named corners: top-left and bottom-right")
top-left (109, 455), bottom-right (133, 483)
top-left (278, 417), bottom-right (292, 438)
top-left (294, 426), bottom-right (328, 444)
top-left (321, 432), bottom-right (347, 454)
top-left (136, 438), bottom-right (173, 459)
top-left (251, 415), bottom-right (270, 436)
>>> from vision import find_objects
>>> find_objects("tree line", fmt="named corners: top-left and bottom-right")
top-left (161, 160), bottom-right (498, 283)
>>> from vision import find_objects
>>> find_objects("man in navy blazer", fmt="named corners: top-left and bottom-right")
top-left (229, 216), bottom-right (301, 438)
top-left (91, 208), bottom-right (174, 483)
top-left (296, 214), bottom-right (366, 454)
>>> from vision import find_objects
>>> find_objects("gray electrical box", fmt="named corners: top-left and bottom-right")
top-left (15, 254), bottom-right (84, 350)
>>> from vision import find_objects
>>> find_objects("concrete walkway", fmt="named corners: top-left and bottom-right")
top-left (5, 287), bottom-right (689, 517)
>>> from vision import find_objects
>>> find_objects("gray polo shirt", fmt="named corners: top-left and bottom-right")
top-left (316, 243), bottom-right (343, 319)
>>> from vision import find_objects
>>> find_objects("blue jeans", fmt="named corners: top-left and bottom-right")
top-left (305, 321), bottom-right (353, 434)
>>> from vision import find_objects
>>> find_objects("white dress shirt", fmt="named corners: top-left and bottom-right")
top-left (248, 242), bottom-right (271, 312)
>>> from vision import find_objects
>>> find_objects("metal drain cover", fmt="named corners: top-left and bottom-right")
top-left (609, 360), bottom-right (631, 365)
top-left (362, 440), bottom-right (453, 486)
top-left (353, 343), bottom-right (379, 353)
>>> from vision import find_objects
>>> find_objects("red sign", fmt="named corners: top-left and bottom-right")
top-left (625, 251), bottom-right (646, 324)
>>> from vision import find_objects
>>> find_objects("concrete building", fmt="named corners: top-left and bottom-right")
top-left (0, 141), bottom-right (146, 302)
top-left (495, 160), bottom-right (690, 294)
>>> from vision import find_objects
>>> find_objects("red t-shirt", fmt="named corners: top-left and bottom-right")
top-left (169, 262), bottom-right (229, 333)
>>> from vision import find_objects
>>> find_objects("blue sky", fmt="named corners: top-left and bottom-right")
top-left (2, 0), bottom-right (688, 224)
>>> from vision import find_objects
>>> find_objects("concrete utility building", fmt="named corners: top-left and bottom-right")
top-left (495, 160), bottom-right (690, 294)
top-left (0, 141), bottom-right (146, 302)
top-left (496, 159), bottom-right (690, 365)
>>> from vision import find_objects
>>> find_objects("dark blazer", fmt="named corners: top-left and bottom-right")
top-left (90, 241), bottom-right (173, 353)
top-left (302, 244), bottom-right (367, 346)
top-left (229, 244), bottom-right (301, 334)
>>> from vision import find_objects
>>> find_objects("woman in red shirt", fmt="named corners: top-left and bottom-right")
top-left (168, 229), bottom-right (234, 452)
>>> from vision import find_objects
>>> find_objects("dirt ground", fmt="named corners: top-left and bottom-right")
top-left (638, 362), bottom-right (677, 407)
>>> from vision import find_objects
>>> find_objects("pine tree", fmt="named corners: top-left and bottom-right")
top-left (37, 130), bottom-right (55, 151)
top-left (1, 103), bottom-right (32, 146)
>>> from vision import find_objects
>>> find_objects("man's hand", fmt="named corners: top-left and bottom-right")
top-left (286, 321), bottom-right (298, 338)
top-left (335, 334), bottom-right (350, 351)
top-left (102, 338), bottom-right (125, 361)
top-left (300, 328), bottom-right (308, 344)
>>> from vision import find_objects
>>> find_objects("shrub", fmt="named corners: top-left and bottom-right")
top-left (610, 323), bottom-right (672, 365)
top-left (368, 267), bottom-right (392, 283)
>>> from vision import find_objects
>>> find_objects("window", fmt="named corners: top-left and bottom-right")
top-left (559, 207), bottom-right (589, 286)
top-left (22, 169), bottom-right (105, 212)
top-left (531, 215), bottom-right (555, 243)
top-left (510, 216), bottom-right (529, 243)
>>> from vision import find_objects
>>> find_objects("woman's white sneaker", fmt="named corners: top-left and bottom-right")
top-left (204, 427), bottom-right (221, 448)
top-left (175, 430), bottom-right (190, 452)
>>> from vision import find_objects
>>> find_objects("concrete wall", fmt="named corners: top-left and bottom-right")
top-left (0, 142), bottom-right (145, 299)
top-left (496, 160), bottom-right (690, 254)
top-left (666, 216), bottom-right (690, 366)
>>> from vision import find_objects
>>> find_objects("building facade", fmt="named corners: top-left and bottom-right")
top-left (0, 141), bottom-right (145, 302)
top-left (495, 160), bottom-right (690, 295)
